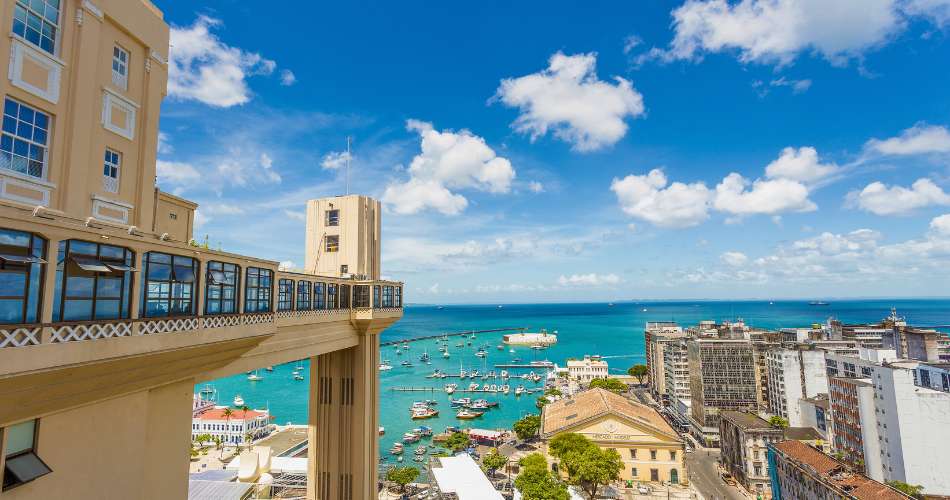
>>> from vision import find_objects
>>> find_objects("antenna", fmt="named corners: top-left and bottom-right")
top-left (345, 136), bottom-right (352, 195)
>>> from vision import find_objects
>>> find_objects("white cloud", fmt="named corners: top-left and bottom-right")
top-left (158, 132), bottom-right (174, 155)
top-left (157, 160), bottom-right (201, 184)
top-left (202, 203), bottom-right (245, 215)
top-left (283, 209), bottom-right (305, 221)
top-left (611, 169), bottom-right (712, 228)
top-left (863, 124), bottom-right (950, 156)
top-left (280, 69), bottom-right (296, 86)
top-left (557, 273), bottom-right (621, 286)
top-left (494, 52), bottom-right (645, 152)
top-left (769, 77), bottom-right (812, 94)
top-left (905, 0), bottom-right (950, 26)
top-left (643, 0), bottom-right (903, 66)
top-left (168, 16), bottom-right (276, 107)
top-left (320, 151), bottom-right (352, 170)
top-left (260, 153), bottom-right (273, 169)
top-left (764, 146), bottom-right (838, 183)
top-left (931, 213), bottom-right (950, 235)
top-left (713, 173), bottom-right (816, 216)
top-left (382, 120), bottom-right (515, 215)
top-left (623, 35), bottom-right (643, 54)
top-left (721, 251), bottom-right (749, 266)
top-left (527, 181), bottom-right (545, 193)
top-left (851, 178), bottom-right (950, 215)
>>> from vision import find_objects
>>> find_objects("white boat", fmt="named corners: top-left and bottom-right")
top-left (475, 350), bottom-right (486, 358)
top-left (500, 370), bottom-right (509, 378)
top-left (444, 383), bottom-right (457, 394)
top-left (509, 348), bottom-right (515, 353)
top-left (468, 382), bottom-right (479, 391)
top-left (489, 384), bottom-right (498, 392)
top-left (501, 385), bottom-right (510, 394)
top-left (233, 395), bottom-right (245, 406)
top-left (247, 370), bottom-right (263, 381)
top-left (515, 386), bottom-right (525, 396)
top-left (379, 361), bottom-right (393, 371)
top-left (265, 366), bottom-right (274, 372)
top-left (459, 369), bottom-right (467, 379)
top-left (443, 351), bottom-right (450, 358)
top-left (294, 373), bottom-right (304, 381)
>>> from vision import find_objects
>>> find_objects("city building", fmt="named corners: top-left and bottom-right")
top-left (767, 440), bottom-right (909, 500)
top-left (0, 1), bottom-right (403, 498)
top-left (663, 337), bottom-right (691, 403)
top-left (798, 396), bottom-right (832, 442)
top-left (540, 388), bottom-right (687, 485)
top-left (645, 322), bottom-right (685, 403)
top-left (304, 195), bottom-right (380, 279)
top-left (719, 411), bottom-right (786, 498)
top-left (752, 340), bottom-right (780, 410)
top-left (428, 453), bottom-right (503, 500)
top-left (828, 377), bottom-right (880, 475)
top-left (688, 339), bottom-right (758, 447)
top-left (567, 355), bottom-right (609, 383)
top-left (192, 407), bottom-right (273, 446)
top-left (766, 348), bottom-right (829, 427)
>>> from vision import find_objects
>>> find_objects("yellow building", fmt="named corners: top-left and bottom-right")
top-left (540, 388), bottom-right (688, 485)
top-left (0, 1), bottom-right (402, 499)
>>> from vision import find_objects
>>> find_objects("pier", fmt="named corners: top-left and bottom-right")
top-left (379, 327), bottom-right (527, 347)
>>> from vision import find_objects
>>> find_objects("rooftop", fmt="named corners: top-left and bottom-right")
top-left (719, 411), bottom-right (782, 431)
top-left (197, 408), bottom-right (268, 420)
top-left (541, 388), bottom-right (677, 438)
top-left (430, 453), bottom-right (503, 500)
top-left (771, 440), bottom-right (909, 500)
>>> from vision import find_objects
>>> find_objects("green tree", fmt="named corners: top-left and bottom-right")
top-left (212, 435), bottom-right (223, 457)
top-left (887, 481), bottom-right (924, 498)
top-left (768, 416), bottom-right (789, 429)
top-left (386, 466), bottom-right (420, 492)
top-left (566, 446), bottom-right (623, 499)
top-left (548, 433), bottom-right (595, 477)
top-left (627, 364), bottom-right (649, 385)
top-left (516, 453), bottom-right (569, 500)
top-left (482, 448), bottom-right (508, 478)
top-left (588, 378), bottom-right (628, 393)
top-left (545, 388), bottom-right (563, 397)
top-left (519, 453), bottom-right (549, 471)
top-left (222, 407), bottom-right (234, 457)
top-left (536, 396), bottom-right (550, 409)
top-left (513, 414), bottom-right (542, 441)
top-left (445, 432), bottom-right (471, 452)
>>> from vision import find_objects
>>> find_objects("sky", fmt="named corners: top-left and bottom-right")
top-left (153, 0), bottom-right (950, 303)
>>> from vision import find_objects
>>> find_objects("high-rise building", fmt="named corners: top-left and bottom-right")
top-left (719, 411), bottom-right (786, 498)
top-left (766, 347), bottom-right (829, 427)
top-left (828, 377), bottom-right (881, 476)
top-left (663, 337), bottom-right (691, 404)
top-left (304, 195), bottom-right (381, 279)
top-left (0, 2), bottom-right (403, 498)
top-left (645, 322), bottom-right (685, 402)
top-left (687, 339), bottom-right (758, 447)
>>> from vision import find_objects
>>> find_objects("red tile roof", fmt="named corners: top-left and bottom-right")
top-left (197, 408), bottom-right (267, 420)
top-left (772, 441), bottom-right (910, 500)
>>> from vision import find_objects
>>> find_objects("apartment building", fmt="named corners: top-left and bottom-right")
top-left (663, 337), bottom-right (691, 403)
top-left (0, 2), bottom-right (403, 498)
top-left (798, 396), bottom-right (832, 442)
top-left (767, 440), bottom-right (910, 500)
top-left (752, 340), bottom-right (779, 410)
top-left (828, 377), bottom-right (881, 476)
top-left (719, 411), bottom-right (785, 498)
top-left (645, 322), bottom-right (685, 402)
top-left (567, 355), bottom-right (609, 383)
top-left (687, 339), bottom-right (758, 447)
top-left (766, 348), bottom-right (829, 427)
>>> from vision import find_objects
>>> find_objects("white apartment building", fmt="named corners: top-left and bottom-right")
top-left (568, 355), bottom-right (609, 383)
top-left (766, 348), bottom-right (828, 427)
top-left (663, 338), bottom-right (691, 402)
top-left (645, 322), bottom-right (685, 401)
top-left (191, 407), bottom-right (273, 445)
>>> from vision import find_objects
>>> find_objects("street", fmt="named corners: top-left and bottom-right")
top-left (685, 448), bottom-right (746, 500)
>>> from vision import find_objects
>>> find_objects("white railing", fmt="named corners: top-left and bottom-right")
top-left (139, 317), bottom-right (200, 335)
top-left (243, 313), bottom-right (274, 325)
top-left (201, 315), bottom-right (242, 329)
top-left (50, 320), bottom-right (132, 343)
top-left (0, 325), bottom-right (41, 348)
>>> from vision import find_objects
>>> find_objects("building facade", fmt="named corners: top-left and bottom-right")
top-left (0, 2), bottom-right (403, 499)
top-left (828, 377), bottom-right (880, 476)
top-left (663, 337), bottom-right (691, 404)
top-left (192, 408), bottom-right (272, 446)
top-left (766, 348), bottom-right (829, 427)
top-left (719, 411), bottom-right (785, 499)
top-left (645, 322), bottom-right (685, 402)
top-left (688, 339), bottom-right (758, 447)
top-left (567, 355), bottom-right (609, 383)
top-left (540, 388), bottom-right (688, 485)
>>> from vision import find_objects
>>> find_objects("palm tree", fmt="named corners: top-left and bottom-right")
top-left (241, 405), bottom-right (251, 445)
top-left (222, 407), bottom-right (234, 458)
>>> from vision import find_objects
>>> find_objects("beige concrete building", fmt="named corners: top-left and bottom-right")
top-left (688, 339), bottom-right (758, 447)
top-left (0, 2), bottom-right (402, 499)
top-left (305, 195), bottom-right (381, 279)
top-left (540, 388), bottom-right (688, 485)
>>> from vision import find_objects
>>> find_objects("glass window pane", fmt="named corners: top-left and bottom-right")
top-left (96, 277), bottom-right (122, 297)
top-left (62, 299), bottom-right (92, 321)
top-left (65, 276), bottom-right (94, 297)
top-left (4, 419), bottom-right (36, 455)
top-left (94, 299), bottom-right (119, 319)
top-left (0, 299), bottom-right (23, 322)
top-left (0, 271), bottom-right (27, 296)
top-left (147, 263), bottom-right (170, 280)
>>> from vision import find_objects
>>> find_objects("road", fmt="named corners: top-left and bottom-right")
top-left (685, 448), bottom-right (746, 500)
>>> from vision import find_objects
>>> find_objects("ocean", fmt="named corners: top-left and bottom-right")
top-left (199, 299), bottom-right (950, 462)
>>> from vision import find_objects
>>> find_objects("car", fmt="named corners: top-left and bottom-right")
top-left (637, 485), bottom-right (652, 495)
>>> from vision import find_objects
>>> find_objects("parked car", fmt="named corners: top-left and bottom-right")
top-left (638, 485), bottom-right (652, 495)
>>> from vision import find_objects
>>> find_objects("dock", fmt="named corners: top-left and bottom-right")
top-left (493, 362), bottom-right (555, 369)
top-left (380, 327), bottom-right (527, 347)
top-left (389, 387), bottom-right (540, 394)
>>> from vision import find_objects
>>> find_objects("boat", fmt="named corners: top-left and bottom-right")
top-left (515, 386), bottom-right (525, 396)
top-left (402, 432), bottom-right (421, 444)
top-left (497, 344), bottom-right (504, 350)
top-left (414, 446), bottom-right (426, 456)
top-left (443, 351), bottom-right (450, 358)
top-left (420, 350), bottom-right (430, 363)
top-left (397, 456), bottom-right (403, 462)
top-left (411, 408), bottom-right (438, 419)
top-left (247, 371), bottom-right (263, 381)
top-left (395, 349), bottom-right (402, 356)
top-left (379, 427), bottom-right (385, 436)
top-left (456, 342), bottom-right (464, 348)
top-left (414, 426), bottom-right (433, 437)
top-left (471, 400), bottom-right (489, 410)
top-left (412, 456), bottom-right (425, 463)
top-left (379, 361), bottom-right (393, 371)
top-left (809, 301), bottom-right (830, 306)
top-left (233, 395), bottom-right (245, 406)
top-left (389, 443), bottom-right (404, 455)
top-left (470, 333), bottom-right (477, 339)
top-left (470, 370), bottom-right (480, 378)
top-left (294, 373), bottom-right (304, 381)
top-left (500, 370), bottom-right (509, 378)
top-left (401, 360), bottom-right (413, 367)
top-left (531, 344), bottom-right (546, 350)
top-left (444, 383), bottom-right (457, 395)
top-left (450, 398), bottom-right (471, 407)
top-left (501, 385), bottom-right (510, 394)
top-left (456, 409), bottom-right (483, 419)
top-left (475, 350), bottom-right (487, 358)
top-left (488, 384), bottom-right (498, 392)
top-left (402, 343), bottom-right (410, 349)
top-left (509, 348), bottom-right (515, 353)
top-left (265, 366), bottom-right (273, 372)
top-left (468, 382), bottom-right (479, 391)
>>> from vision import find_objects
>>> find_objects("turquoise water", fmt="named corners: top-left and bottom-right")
top-left (200, 299), bottom-right (950, 461)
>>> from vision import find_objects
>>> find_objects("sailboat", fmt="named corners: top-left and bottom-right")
top-left (233, 394), bottom-right (245, 406)
top-left (247, 370), bottom-right (263, 381)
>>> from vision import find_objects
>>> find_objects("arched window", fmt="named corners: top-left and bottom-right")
top-left (244, 267), bottom-right (273, 313)
top-left (313, 282), bottom-right (325, 309)
top-left (52, 240), bottom-right (133, 321)
top-left (141, 252), bottom-right (198, 317)
top-left (205, 261), bottom-right (239, 315)
top-left (296, 280), bottom-right (311, 310)
top-left (0, 228), bottom-right (45, 324)
top-left (277, 279), bottom-right (294, 311)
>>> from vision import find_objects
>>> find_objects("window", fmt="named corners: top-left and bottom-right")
top-left (313, 282), bottom-right (325, 309)
top-left (395, 286), bottom-right (403, 308)
top-left (296, 281), bottom-right (311, 310)
top-left (354, 285), bottom-right (370, 308)
top-left (631, 467), bottom-right (638, 478)
top-left (102, 149), bottom-right (120, 193)
top-left (0, 229), bottom-right (45, 324)
top-left (1, 98), bottom-right (50, 179)
top-left (3, 419), bottom-right (51, 491)
top-left (52, 240), bottom-right (134, 321)
top-left (325, 209), bottom-right (339, 226)
top-left (327, 283), bottom-right (338, 309)
top-left (340, 264), bottom-right (348, 274)
top-left (205, 261), bottom-right (239, 315)
top-left (277, 279), bottom-right (293, 311)
top-left (373, 285), bottom-right (381, 309)
top-left (650, 468), bottom-right (659, 482)
top-left (141, 252), bottom-right (197, 317)
top-left (629, 449), bottom-right (637, 459)
top-left (650, 450), bottom-right (657, 460)
top-left (325, 235), bottom-right (339, 253)
top-left (670, 450), bottom-right (677, 461)
top-left (382, 286), bottom-right (394, 308)
top-left (339, 284), bottom-right (350, 309)
top-left (12, 0), bottom-right (59, 55)
top-left (244, 267), bottom-right (273, 313)
top-left (112, 46), bottom-right (129, 90)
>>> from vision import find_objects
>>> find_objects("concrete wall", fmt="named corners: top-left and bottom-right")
top-left (305, 195), bottom-right (380, 279)
top-left (152, 190), bottom-right (197, 242)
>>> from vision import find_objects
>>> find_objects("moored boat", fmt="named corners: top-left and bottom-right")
top-left (455, 409), bottom-right (483, 419)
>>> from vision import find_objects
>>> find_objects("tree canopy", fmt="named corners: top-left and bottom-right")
top-left (768, 416), bottom-right (789, 429)
top-left (515, 453), bottom-right (569, 500)
top-left (569, 446), bottom-right (623, 499)
top-left (588, 377), bottom-right (628, 393)
top-left (513, 414), bottom-right (542, 441)
top-left (386, 466), bottom-right (419, 491)
top-left (482, 448), bottom-right (508, 476)
top-left (627, 364), bottom-right (649, 385)
top-left (887, 481), bottom-right (924, 498)
top-left (548, 433), bottom-right (595, 477)
top-left (445, 431), bottom-right (471, 452)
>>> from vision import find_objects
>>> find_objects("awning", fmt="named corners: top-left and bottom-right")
top-left (0, 253), bottom-right (46, 264)
top-left (208, 270), bottom-right (227, 285)
top-left (106, 262), bottom-right (136, 272)
top-left (71, 256), bottom-right (111, 273)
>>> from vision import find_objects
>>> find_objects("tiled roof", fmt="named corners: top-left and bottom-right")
top-left (541, 388), bottom-right (678, 438)
top-left (197, 408), bottom-right (266, 420)
top-left (772, 441), bottom-right (910, 500)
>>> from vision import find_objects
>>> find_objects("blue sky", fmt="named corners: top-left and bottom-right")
top-left (154, 0), bottom-right (950, 303)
